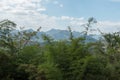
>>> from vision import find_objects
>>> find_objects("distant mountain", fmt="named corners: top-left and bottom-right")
top-left (46, 29), bottom-right (82, 40)
top-left (46, 29), bottom-right (71, 40)
top-left (46, 29), bottom-right (98, 42)
top-left (11, 29), bottom-right (100, 42)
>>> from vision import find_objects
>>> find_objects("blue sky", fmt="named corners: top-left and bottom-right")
top-left (0, 0), bottom-right (120, 34)
top-left (43, 0), bottom-right (120, 21)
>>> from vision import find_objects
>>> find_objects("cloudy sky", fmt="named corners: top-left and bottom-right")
top-left (0, 0), bottom-right (120, 34)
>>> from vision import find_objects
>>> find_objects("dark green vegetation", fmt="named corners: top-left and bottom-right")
top-left (0, 18), bottom-right (120, 80)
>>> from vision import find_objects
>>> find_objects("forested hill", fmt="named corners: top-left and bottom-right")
top-left (0, 19), bottom-right (120, 80)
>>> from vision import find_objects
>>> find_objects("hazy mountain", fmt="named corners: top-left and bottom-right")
top-left (46, 29), bottom-right (82, 40)
top-left (46, 29), bottom-right (98, 42)
top-left (11, 29), bottom-right (99, 42)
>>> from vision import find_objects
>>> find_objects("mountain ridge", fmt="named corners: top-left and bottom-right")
top-left (12, 28), bottom-right (100, 42)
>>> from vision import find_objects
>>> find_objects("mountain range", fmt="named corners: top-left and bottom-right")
top-left (12, 29), bottom-right (101, 43)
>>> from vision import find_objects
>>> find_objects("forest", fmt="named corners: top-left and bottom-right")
top-left (0, 18), bottom-right (120, 80)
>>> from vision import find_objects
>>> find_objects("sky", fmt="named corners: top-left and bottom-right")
top-left (0, 0), bottom-right (120, 34)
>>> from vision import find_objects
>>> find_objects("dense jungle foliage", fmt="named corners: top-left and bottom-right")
top-left (0, 18), bottom-right (120, 80)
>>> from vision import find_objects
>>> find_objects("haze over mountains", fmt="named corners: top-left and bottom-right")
top-left (12, 28), bottom-right (100, 43)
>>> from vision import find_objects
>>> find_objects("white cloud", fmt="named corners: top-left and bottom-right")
top-left (0, 11), bottom-right (120, 34)
top-left (96, 21), bottom-right (120, 33)
top-left (61, 16), bottom-right (74, 20)
top-left (0, 0), bottom-right (46, 15)
top-left (98, 21), bottom-right (120, 26)
top-left (53, 1), bottom-right (59, 4)
top-left (59, 17), bottom-right (120, 34)
top-left (0, 0), bottom-right (64, 31)
top-left (53, 0), bottom-right (64, 8)
top-left (0, 0), bottom-right (119, 34)
top-left (61, 16), bottom-right (84, 21)
top-left (59, 4), bottom-right (64, 8)
top-left (0, 13), bottom-right (59, 31)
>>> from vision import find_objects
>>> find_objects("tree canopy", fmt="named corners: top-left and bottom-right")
top-left (0, 19), bottom-right (120, 80)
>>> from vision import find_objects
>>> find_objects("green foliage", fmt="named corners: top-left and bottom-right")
top-left (0, 19), bottom-right (120, 80)
top-left (82, 56), bottom-right (108, 80)
top-left (18, 45), bottom-right (42, 64)
top-left (37, 63), bottom-right (63, 80)
top-left (0, 51), bottom-right (16, 80)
